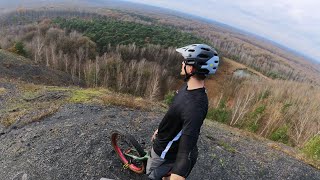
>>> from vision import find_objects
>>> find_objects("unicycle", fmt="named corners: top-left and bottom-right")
top-left (110, 130), bottom-right (150, 174)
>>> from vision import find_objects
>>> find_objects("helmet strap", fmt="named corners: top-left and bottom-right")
top-left (184, 63), bottom-right (195, 82)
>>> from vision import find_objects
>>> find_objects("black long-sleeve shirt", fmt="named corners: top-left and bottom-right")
top-left (153, 84), bottom-right (208, 177)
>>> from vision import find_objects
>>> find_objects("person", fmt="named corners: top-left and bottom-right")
top-left (146, 44), bottom-right (219, 180)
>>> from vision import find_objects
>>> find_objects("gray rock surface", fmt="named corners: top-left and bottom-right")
top-left (0, 104), bottom-right (319, 180)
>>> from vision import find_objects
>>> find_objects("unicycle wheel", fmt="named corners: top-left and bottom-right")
top-left (111, 130), bottom-right (146, 174)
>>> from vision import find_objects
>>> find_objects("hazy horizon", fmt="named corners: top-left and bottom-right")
top-left (0, 0), bottom-right (319, 63)
top-left (124, 0), bottom-right (320, 63)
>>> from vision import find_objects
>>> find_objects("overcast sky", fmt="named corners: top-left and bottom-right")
top-left (125, 0), bottom-right (320, 62)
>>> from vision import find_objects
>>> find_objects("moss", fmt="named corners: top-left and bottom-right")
top-left (218, 141), bottom-right (236, 153)
top-left (303, 135), bottom-right (320, 160)
top-left (69, 88), bottom-right (106, 103)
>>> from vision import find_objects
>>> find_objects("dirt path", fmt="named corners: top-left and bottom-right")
top-left (0, 104), bottom-right (319, 180)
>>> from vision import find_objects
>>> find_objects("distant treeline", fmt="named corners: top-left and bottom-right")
top-left (1, 9), bottom-right (315, 83)
top-left (0, 9), bottom-right (104, 26)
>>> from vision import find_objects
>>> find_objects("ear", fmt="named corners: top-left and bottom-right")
top-left (190, 66), bottom-right (195, 73)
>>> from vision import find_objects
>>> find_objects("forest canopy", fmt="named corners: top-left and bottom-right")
top-left (53, 17), bottom-right (206, 53)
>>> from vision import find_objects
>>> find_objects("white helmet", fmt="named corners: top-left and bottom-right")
top-left (176, 44), bottom-right (219, 75)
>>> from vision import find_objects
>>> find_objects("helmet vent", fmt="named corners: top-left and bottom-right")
top-left (198, 54), bottom-right (209, 58)
top-left (215, 61), bottom-right (219, 63)
top-left (201, 47), bottom-right (210, 51)
top-left (188, 49), bottom-right (195, 52)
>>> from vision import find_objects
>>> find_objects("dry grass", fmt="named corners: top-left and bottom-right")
top-left (268, 142), bottom-right (320, 170)
top-left (100, 93), bottom-right (165, 111)
top-left (207, 77), bottom-right (320, 153)
top-left (20, 82), bottom-right (41, 92)
top-left (1, 109), bottom-right (27, 127)
top-left (0, 81), bottom-right (66, 128)
top-left (0, 82), bottom-right (165, 127)
top-left (31, 104), bottom-right (61, 122)
top-left (44, 86), bottom-right (165, 111)
top-left (0, 87), bottom-right (6, 95)
top-left (0, 85), bottom-right (164, 128)
top-left (0, 101), bottom-right (63, 128)
top-left (1, 103), bottom-right (62, 128)
top-left (206, 120), bottom-right (320, 170)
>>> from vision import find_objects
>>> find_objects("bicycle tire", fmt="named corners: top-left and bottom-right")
top-left (111, 130), bottom-right (146, 174)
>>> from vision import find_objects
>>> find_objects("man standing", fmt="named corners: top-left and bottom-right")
top-left (146, 44), bottom-right (220, 180)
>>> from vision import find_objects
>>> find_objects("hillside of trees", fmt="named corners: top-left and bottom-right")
top-left (2, 8), bottom-right (319, 84)
top-left (0, 17), bottom-right (194, 99)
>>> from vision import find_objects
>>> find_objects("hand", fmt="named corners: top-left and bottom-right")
top-left (170, 174), bottom-right (185, 180)
top-left (151, 129), bottom-right (158, 142)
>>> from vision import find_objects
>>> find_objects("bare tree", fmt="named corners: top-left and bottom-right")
top-left (49, 42), bottom-right (57, 68)
top-left (95, 56), bottom-right (100, 87)
top-left (63, 53), bottom-right (69, 72)
top-left (45, 47), bottom-right (50, 67)
top-left (148, 65), bottom-right (160, 100)
top-left (230, 91), bottom-right (255, 126)
top-left (76, 47), bottom-right (85, 80)
top-left (33, 33), bottom-right (44, 63)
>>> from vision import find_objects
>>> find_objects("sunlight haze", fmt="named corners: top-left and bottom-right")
top-left (125, 0), bottom-right (320, 62)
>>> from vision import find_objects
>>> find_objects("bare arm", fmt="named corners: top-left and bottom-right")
top-left (151, 129), bottom-right (158, 142)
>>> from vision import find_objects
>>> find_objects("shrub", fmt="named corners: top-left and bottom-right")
top-left (281, 102), bottom-right (292, 113)
top-left (247, 122), bottom-right (259, 133)
top-left (246, 105), bottom-right (266, 132)
top-left (270, 125), bottom-right (289, 144)
top-left (258, 90), bottom-right (270, 100)
top-left (207, 99), bottom-right (231, 123)
top-left (164, 91), bottom-right (175, 105)
top-left (15, 41), bottom-right (27, 57)
top-left (252, 105), bottom-right (266, 117)
top-left (7, 41), bottom-right (27, 57)
top-left (267, 71), bottom-right (285, 80)
top-left (303, 135), bottom-right (320, 160)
